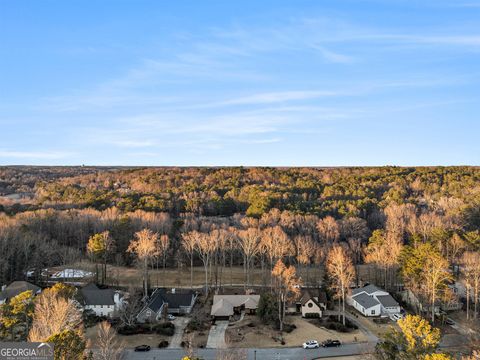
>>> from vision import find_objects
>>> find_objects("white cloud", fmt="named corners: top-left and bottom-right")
top-left (0, 150), bottom-right (72, 159)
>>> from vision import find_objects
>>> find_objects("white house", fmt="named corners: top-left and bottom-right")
top-left (348, 284), bottom-right (400, 317)
top-left (79, 283), bottom-right (123, 317)
top-left (299, 289), bottom-right (327, 318)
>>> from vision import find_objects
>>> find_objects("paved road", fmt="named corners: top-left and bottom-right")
top-left (123, 342), bottom-right (376, 360)
top-left (168, 317), bottom-right (191, 349)
top-left (206, 320), bottom-right (229, 349)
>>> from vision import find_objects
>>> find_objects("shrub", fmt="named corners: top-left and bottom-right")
top-left (304, 313), bottom-right (320, 319)
top-left (154, 322), bottom-right (175, 336)
top-left (158, 340), bottom-right (169, 348)
top-left (283, 323), bottom-right (297, 333)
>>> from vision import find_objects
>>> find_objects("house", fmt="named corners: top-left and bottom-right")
top-left (0, 281), bottom-right (42, 304)
top-left (210, 295), bottom-right (261, 320)
top-left (78, 283), bottom-right (123, 317)
top-left (136, 288), bottom-right (197, 323)
top-left (300, 289), bottom-right (327, 318)
top-left (286, 289), bottom-right (327, 317)
top-left (348, 284), bottom-right (400, 317)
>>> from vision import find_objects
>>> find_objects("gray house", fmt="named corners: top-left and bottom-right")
top-left (137, 288), bottom-right (197, 323)
top-left (0, 281), bottom-right (41, 304)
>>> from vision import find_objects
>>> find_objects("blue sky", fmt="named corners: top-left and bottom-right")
top-left (1, 0), bottom-right (479, 166)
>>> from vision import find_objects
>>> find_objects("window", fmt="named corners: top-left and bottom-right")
top-left (371, 310), bottom-right (375, 315)
top-left (308, 302), bottom-right (313, 308)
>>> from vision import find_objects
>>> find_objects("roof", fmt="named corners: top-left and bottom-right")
top-left (211, 295), bottom-right (260, 316)
top-left (351, 284), bottom-right (383, 296)
top-left (80, 284), bottom-right (116, 306)
top-left (300, 291), bottom-right (320, 307)
top-left (0, 281), bottom-right (41, 301)
top-left (212, 295), bottom-right (260, 309)
top-left (376, 294), bottom-right (399, 308)
top-left (299, 289), bottom-right (327, 306)
top-left (210, 298), bottom-right (234, 317)
top-left (352, 292), bottom-right (380, 309)
top-left (156, 289), bottom-right (196, 309)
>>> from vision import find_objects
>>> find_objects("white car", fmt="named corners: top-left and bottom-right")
top-left (390, 313), bottom-right (402, 322)
top-left (303, 340), bottom-right (320, 349)
top-left (167, 314), bottom-right (176, 321)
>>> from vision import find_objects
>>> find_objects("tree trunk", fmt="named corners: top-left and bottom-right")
top-left (190, 254), bottom-right (193, 290)
top-left (163, 253), bottom-right (167, 288)
top-left (466, 285), bottom-right (470, 320)
top-left (342, 286), bottom-right (346, 326)
top-left (144, 258), bottom-right (148, 298)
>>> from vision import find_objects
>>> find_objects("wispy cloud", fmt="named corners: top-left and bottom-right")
top-left (0, 150), bottom-right (73, 159)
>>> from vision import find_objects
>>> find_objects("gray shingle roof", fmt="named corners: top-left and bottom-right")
top-left (376, 294), bottom-right (399, 308)
top-left (80, 284), bottom-right (116, 306)
top-left (351, 284), bottom-right (382, 296)
top-left (0, 281), bottom-right (41, 301)
top-left (352, 292), bottom-right (380, 309)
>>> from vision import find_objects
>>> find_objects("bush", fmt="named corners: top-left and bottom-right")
top-left (323, 317), bottom-right (358, 333)
top-left (158, 340), bottom-right (169, 348)
top-left (283, 323), bottom-right (297, 333)
top-left (154, 322), bottom-right (175, 336)
top-left (304, 313), bottom-right (320, 319)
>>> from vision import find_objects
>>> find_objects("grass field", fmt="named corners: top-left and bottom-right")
top-left (53, 261), bottom-right (326, 289)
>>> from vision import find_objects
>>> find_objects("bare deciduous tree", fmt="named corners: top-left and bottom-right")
top-left (238, 227), bottom-right (262, 289)
top-left (127, 229), bottom-right (159, 297)
top-left (272, 259), bottom-right (300, 333)
top-left (327, 245), bottom-right (355, 326)
top-left (462, 252), bottom-right (480, 320)
top-left (182, 231), bottom-right (201, 289)
top-left (96, 321), bottom-right (123, 360)
top-left (28, 289), bottom-right (82, 342)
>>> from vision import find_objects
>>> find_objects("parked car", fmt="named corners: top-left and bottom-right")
top-left (322, 339), bottom-right (341, 347)
top-left (302, 340), bottom-right (320, 349)
top-left (168, 314), bottom-right (176, 321)
top-left (445, 318), bottom-right (455, 326)
top-left (390, 313), bottom-right (402, 322)
top-left (134, 345), bottom-right (151, 352)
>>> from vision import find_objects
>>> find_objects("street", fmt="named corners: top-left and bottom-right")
top-left (123, 342), bottom-right (376, 360)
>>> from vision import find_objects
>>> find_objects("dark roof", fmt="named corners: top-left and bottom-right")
top-left (298, 288), bottom-right (327, 305)
top-left (145, 291), bottom-right (165, 313)
top-left (352, 284), bottom-right (382, 296)
top-left (376, 294), bottom-right (399, 308)
top-left (0, 281), bottom-right (41, 301)
top-left (352, 292), bottom-right (380, 309)
top-left (299, 290), bottom-right (320, 307)
top-left (148, 288), bottom-right (196, 310)
top-left (80, 284), bottom-right (116, 306)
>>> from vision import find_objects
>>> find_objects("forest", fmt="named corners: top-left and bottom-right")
top-left (1, 166), bottom-right (480, 291)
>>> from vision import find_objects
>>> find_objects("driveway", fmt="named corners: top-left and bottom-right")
top-left (206, 321), bottom-right (229, 349)
top-left (168, 317), bottom-right (190, 349)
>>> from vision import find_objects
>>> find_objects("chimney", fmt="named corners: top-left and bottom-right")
top-left (1, 285), bottom-right (6, 292)
top-left (171, 288), bottom-right (176, 294)
top-left (114, 292), bottom-right (120, 304)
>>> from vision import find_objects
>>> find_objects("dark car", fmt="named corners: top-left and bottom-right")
top-left (445, 318), bottom-right (455, 326)
top-left (322, 339), bottom-right (341, 347)
top-left (134, 345), bottom-right (151, 352)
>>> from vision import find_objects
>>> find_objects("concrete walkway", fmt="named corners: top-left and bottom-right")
top-left (168, 317), bottom-right (191, 349)
top-left (206, 320), bottom-right (229, 349)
